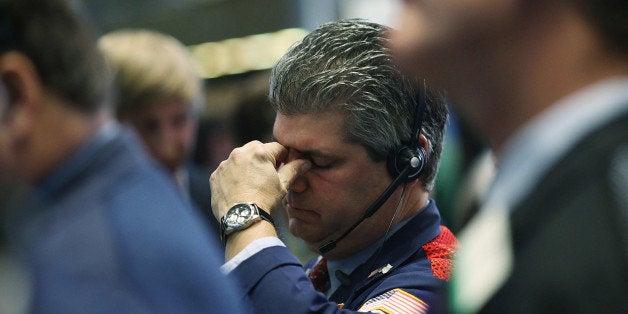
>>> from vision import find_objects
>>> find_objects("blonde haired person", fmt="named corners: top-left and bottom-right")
top-left (99, 30), bottom-right (219, 240)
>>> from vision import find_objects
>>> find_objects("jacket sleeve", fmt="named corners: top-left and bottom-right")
top-left (230, 246), bottom-right (355, 314)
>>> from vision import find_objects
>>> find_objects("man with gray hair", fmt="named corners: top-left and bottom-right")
top-left (210, 19), bottom-right (456, 313)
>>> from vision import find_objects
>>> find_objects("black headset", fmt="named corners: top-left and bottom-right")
top-left (386, 78), bottom-right (428, 182)
top-left (318, 81), bottom-right (429, 254)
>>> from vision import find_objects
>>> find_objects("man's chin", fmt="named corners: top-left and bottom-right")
top-left (291, 233), bottom-right (330, 254)
top-left (288, 224), bottom-right (315, 243)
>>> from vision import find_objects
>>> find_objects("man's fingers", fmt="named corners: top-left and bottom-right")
top-left (261, 142), bottom-right (288, 164)
top-left (277, 158), bottom-right (311, 190)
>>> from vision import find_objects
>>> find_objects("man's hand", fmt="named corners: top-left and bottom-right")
top-left (210, 140), bottom-right (311, 222)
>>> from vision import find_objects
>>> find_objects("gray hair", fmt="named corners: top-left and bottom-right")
top-left (269, 19), bottom-right (448, 191)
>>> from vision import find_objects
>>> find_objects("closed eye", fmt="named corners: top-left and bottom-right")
top-left (311, 160), bottom-right (332, 169)
top-left (283, 146), bottom-right (336, 170)
top-left (307, 155), bottom-right (334, 170)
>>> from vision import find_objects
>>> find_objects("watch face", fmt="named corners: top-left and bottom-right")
top-left (222, 203), bottom-right (261, 235)
top-left (225, 204), bottom-right (252, 227)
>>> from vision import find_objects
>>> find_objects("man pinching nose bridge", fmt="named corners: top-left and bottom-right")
top-left (211, 19), bottom-right (456, 313)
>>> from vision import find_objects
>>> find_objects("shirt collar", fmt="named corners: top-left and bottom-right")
top-left (326, 199), bottom-right (433, 296)
top-left (484, 77), bottom-right (628, 213)
top-left (36, 120), bottom-right (121, 198)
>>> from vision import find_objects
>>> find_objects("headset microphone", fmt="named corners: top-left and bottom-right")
top-left (318, 164), bottom-right (413, 253)
top-left (318, 80), bottom-right (429, 254)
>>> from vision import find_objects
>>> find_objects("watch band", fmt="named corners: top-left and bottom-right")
top-left (257, 206), bottom-right (274, 225)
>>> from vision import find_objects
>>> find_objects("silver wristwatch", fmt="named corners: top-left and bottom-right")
top-left (220, 202), bottom-right (274, 245)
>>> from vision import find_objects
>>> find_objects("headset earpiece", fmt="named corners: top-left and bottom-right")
top-left (386, 79), bottom-right (430, 182)
top-left (386, 145), bottom-right (426, 182)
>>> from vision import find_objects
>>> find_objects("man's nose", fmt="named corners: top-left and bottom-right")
top-left (286, 148), bottom-right (308, 193)
top-left (289, 174), bottom-right (308, 193)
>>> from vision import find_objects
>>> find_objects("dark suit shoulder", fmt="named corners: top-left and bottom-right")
top-left (483, 112), bottom-right (628, 313)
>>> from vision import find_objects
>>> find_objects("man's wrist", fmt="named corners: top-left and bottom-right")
top-left (221, 236), bottom-right (286, 273)
top-left (225, 220), bottom-right (278, 261)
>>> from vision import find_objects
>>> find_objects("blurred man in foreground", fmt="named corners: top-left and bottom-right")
top-left (0, 0), bottom-right (242, 312)
top-left (390, 0), bottom-right (628, 312)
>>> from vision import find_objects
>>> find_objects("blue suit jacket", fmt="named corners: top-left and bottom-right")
top-left (230, 201), bottom-right (456, 313)
top-left (7, 124), bottom-right (243, 313)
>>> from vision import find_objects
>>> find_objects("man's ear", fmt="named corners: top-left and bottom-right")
top-left (0, 51), bottom-right (43, 139)
top-left (418, 133), bottom-right (430, 155)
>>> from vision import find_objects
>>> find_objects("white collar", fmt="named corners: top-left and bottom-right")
top-left (485, 77), bottom-right (628, 213)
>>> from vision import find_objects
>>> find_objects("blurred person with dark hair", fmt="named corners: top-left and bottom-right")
top-left (390, 0), bottom-right (628, 312)
top-left (231, 71), bottom-right (275, 146)
top-left (0, 0), bottom-right (242, 312)
top-left (210, 19), bottom-right (456, 313)
top-left (99, 29), bottom-right (220, 242)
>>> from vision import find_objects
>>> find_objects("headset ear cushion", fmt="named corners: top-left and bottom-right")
top-left (386, 146), bottom-right (426, 181)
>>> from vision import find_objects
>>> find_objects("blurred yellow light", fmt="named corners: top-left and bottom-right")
top-left (189, 28), bottom-right (309, 78)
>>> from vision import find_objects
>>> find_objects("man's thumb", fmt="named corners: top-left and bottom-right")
top-left (278, 159), bottom-right (311, 190)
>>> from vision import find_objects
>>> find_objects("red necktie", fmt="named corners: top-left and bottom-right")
top-left (308, 257), bottom-right (330, 293)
